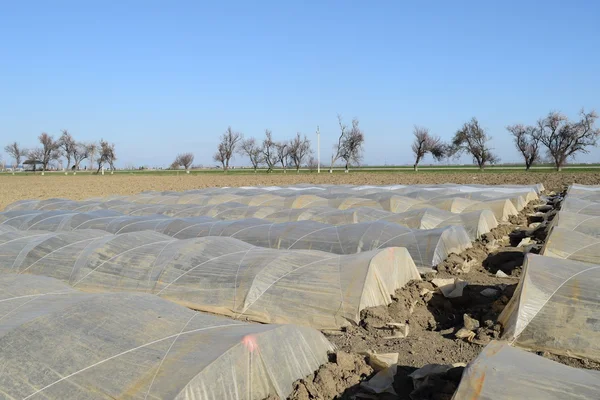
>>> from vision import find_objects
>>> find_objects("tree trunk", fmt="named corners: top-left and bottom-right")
top-left (414, 154), bottom-right (422, 172)
top-left (554, 158), bottom-right (562, 171)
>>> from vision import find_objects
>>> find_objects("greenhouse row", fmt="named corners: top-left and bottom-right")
top-left (0, 274), bottom-right (333, 399)
top-left (96, 192), bottom-right (523, 220)
top-left (0, 204), bottom-right (499, 238)
top-left (0, 229), bottom-right (420, 329)
top-left (544, 184), bottom-right (600, 265)
top-left (6, 195), bottom-right (517, 223)
top-left (499, 185), bottom-right (600, 363)
top-left (6, 183), bottom-right (540, 222)
top-left (459, 184), bottom-right (600, 399)
top-left (97, 183), bottom-right (543, 204)
top-left (453, 341), bottom-right (600, 399)
top-left (4, 183), bottom-right (576, 400)
top-left (2, 202), bottom-right (500, 240)
top-left (0, 210), bottom-right (474, 269)
top-left (498, 254), bottom-right (600, 362)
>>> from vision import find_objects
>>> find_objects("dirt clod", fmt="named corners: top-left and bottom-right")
top-left (288, 352), bottom-right (373, 400)
top-left (463, 314), bottom-right (480, 331)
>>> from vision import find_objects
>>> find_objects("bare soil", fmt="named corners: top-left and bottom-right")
top-left (2, 171), bottom-right (600, 211)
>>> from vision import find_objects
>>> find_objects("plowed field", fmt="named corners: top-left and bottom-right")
top-left (2, 171), bottom-right (599, 210)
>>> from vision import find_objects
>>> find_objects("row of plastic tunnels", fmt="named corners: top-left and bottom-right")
top-left (0, 184), bottom-right (598, 399)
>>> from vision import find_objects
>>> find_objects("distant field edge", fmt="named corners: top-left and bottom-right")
top-left (2, 164), bottom-right (600, 176)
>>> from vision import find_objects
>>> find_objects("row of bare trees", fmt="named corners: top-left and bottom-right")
top-left (4, 131), bottom-right (117, 174)
top-left (211, 127), bottom-right (314, 173)
top-left (412, 109), bottom-right (600, 171)
top-left (211, 116), bottom-right (365, 173)
top-left (507, 109), bottom-right (600, 171)
top-left (411, 118), bottom-right (498, 171)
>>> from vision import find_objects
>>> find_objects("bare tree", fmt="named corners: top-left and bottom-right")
top-left (340, 118), bottom-right (365, 172)
top-left (58, 130), bottom-right (77, 170)
top-left (506, 123), bottom-right (541, 170)
top-left (238, 137), bottom-right (264, 172)
top-left (87, 142), bottom-right (98, 171)
top-left (96, 139), bottom-right (116, 173)
top-left (261, 130), bottom-right (279, 173)
top-left (213, 143), bottom-right (226, 169)
top-left (450, 118), bottom-right (499, 170)
top-left (71, 142), bottom-right (90, 173)
top-left (175, 153), bottom-right (194, 172)
top-left (25, 148), bottom-right (44, 172)
top-left (275, 142), bottom-right (289, 173)
top-left (107, 144), bottom-right (117, 172)
top-left (330, 114), bottom-right (347, 173)
top-left (288, 133), bottom-right (312, 173)
top-left (38, 133), bottom-right (62, 174)
top-left (411, 126), bottom-right (446, 171)
top-left (4, 142), bottom-right (28, 173)
top-left (330, 115), bottom-right (365, 172)
top-left (536, 110), bottom-right (600, 171)
top-left (213, 127), bottom-right (242, 171)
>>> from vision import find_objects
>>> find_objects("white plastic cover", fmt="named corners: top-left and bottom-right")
top-left (499, 254), bottom-right (600, 361)
top-left (559, 197), bottom-right (600, 216)
top-left (552, 211), bottom-right (600, 238)
top-left (566, 184), bottom-right (600, 200)
top-left (0, 211), bottom-right (471, 269)
top-left (453, 341), bottom-right (600, 400)
top-left (5, 183), bottom-right (529, 224)
top-left (0, 230), bottom-right (420, 329)
top-left (543, 226), bottom-right (600, 264)
top-left (2, 200), bottom-right (499, 242)
top-left (542, 184), bottom-right (600, 264)
top-left (0, 274), bottom-right (333, 399)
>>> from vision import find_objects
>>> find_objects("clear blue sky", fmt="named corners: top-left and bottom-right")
top-left (1, 1), bottom-right (599, 168)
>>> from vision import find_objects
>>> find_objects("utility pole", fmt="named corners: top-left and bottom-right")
top-left (317, 125), bottom-right (320, 173)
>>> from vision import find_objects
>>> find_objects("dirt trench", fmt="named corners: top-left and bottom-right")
top-left (281, 190), bottom-right (600, 400)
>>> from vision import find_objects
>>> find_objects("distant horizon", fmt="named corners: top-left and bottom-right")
top-left (2, 1), bottom-right (599, 167)
top-left (4, 158), bottom-right (600, 171)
